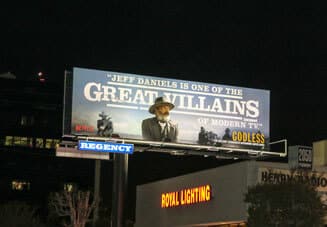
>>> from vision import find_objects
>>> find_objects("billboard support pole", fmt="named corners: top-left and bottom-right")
top-left (111, 153), bottom-right (129, 227)
top-left (93, 159), bottom-right (101, 227)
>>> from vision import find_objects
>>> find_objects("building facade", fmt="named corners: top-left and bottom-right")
top-left (0, 76), bottom-right (98, 209)
top-left (135, 140), bottom-right (327, 227)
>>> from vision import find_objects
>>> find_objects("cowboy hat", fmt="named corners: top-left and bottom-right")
top-left (149, 96), bottom-right (175, 114)
top-left (99, 111), bottom-right (111, 119)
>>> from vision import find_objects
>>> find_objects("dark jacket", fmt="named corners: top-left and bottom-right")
top-left (142, 117), bottom-right (178, 142)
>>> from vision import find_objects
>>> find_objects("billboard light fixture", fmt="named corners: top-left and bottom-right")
top-left (207, 147), bottom-right (220, 152)
top-left (59, 135), bottom-right (287, 159)
top-left (170, 151), bottom-right (185, 156)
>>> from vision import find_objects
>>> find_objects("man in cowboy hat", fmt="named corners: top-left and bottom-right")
top-left (142, 96), bottom-right (178, 142)
top-left (97, 111), bottom-right (113, 137)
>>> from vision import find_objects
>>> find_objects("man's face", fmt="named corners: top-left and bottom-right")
top-left (155, 104), bottom-right (170, 122)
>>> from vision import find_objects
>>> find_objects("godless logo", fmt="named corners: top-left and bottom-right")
top-left (161, 185), bottom-right (211, 208)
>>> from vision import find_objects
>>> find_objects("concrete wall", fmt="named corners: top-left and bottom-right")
top-left (313, 140), bottom-right (327, 167)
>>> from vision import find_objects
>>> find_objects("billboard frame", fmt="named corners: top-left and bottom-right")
top-left (71, 135), bottom-right (287, 158)
top-left (61, 68), bottom-right (285, 159)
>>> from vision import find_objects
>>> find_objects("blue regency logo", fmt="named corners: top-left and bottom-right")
top-left (78, 140), bottom-right (134, 154)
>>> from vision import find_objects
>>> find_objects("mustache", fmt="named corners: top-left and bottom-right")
top-left (156, 114), bottom-right (170, 122)
top-left (157, 111), bottom-right (169, 116)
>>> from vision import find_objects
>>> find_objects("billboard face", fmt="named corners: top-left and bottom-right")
top-left (68, 67), bottom-right (270, 149)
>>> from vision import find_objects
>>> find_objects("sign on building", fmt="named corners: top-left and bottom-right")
top-left (288, 145), bottom-right (313, 169)
top-left (258, 168), bottom-right (327, 191)
top-left (78, 140), bottom-right (134, 154)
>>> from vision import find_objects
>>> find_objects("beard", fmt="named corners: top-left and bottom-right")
top-left (156, 114), bottom-right (170, 122)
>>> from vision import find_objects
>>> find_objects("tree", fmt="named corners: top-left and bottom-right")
top-left (244, 180), bottom-right (326, 227)
top-left (49, 190), bottom-right (98, 227)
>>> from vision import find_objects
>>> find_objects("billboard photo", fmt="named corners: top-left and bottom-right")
top-left (65, 67), bottom-right (270, 150)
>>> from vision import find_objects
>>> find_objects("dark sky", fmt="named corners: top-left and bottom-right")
top-left (1, 1), bottom-right (327, 146)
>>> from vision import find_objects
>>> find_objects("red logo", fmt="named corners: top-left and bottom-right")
top-left (75, 125), bottom-right (94, 132)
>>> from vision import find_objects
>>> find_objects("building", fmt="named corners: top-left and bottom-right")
top-left (0, 76), bottom-right (98, 209)
top-left (1, 74), bottom-right (326, 226)
top-left (135, 140), bottom-right (327, 227)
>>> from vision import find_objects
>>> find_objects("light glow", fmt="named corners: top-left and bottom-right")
top-left (161, 184), bottom-right (211, 208)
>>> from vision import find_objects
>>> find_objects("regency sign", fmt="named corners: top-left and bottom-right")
top-left (78, 140), bottom-right (134, 154)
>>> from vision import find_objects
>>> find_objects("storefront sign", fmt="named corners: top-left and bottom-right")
top-left (259, 168), bottom-right (327, 192)
top-left (298, 146), bottom-right (313, 169)
top-left (288, 145), bottom-right (312, 169)
top-left (161, 185), bottom-right (211, 208)
top-left (78, 140), bottom-right (134, 154)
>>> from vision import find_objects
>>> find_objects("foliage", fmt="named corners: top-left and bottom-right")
top-left (244, 180), bottom-right (325, 227)
top-left (0, 201), bottom-right (45, 227)
top-left (48, 190), bottom-right (98, 227)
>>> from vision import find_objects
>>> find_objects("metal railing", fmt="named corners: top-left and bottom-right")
top-left (57, 135), bottom-right (288, 159)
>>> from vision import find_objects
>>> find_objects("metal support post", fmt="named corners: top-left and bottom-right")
top-left (111, 153), bottom-right (129, 227)
top-left (93, 159), bottom-right (101, 227)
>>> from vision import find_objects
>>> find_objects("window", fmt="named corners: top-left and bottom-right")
top-left (20, 115), bottom-right (27, 126)
top-left (12, 180), bottom-right (31, 191)
top-left (64, 183), bottom-right (76, 192)
top-left (5, 136), bottom-right (33, 147)
top-left (20, 115), bottom-right (35, 126)
top-left (13, 137), bottom-right (32, 147)
top-left (53, 139), bottom-right (60, 148)
top-left (4, 136), bottom-right (59, 149)
top-left (5, 136), bottom-right (13, 146)
top-left (27, 137), bottom-right (33, 147)
top-left (35, 138), bottom-right (44, 148)
top-left (13, 137), bottom-right (22, 146)
top-left (46, 139), bottom-right (60, 149)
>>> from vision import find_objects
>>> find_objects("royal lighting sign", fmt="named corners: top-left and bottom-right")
top-left (78, 140), bottom-right (134, 154)
top-left (161, 185), bottom-right (211, 208)
top-left (66, 67), bottom-right (270, 150)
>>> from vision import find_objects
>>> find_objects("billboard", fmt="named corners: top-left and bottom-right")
top-left (64, 67), bottom-right (270, 150)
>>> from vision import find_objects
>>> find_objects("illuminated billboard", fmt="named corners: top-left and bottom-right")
top-left (64, 67), bottom-right (270, 150)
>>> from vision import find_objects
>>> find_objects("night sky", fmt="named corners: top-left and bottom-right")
top-left (2, 1), bottom-right (327, 146)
